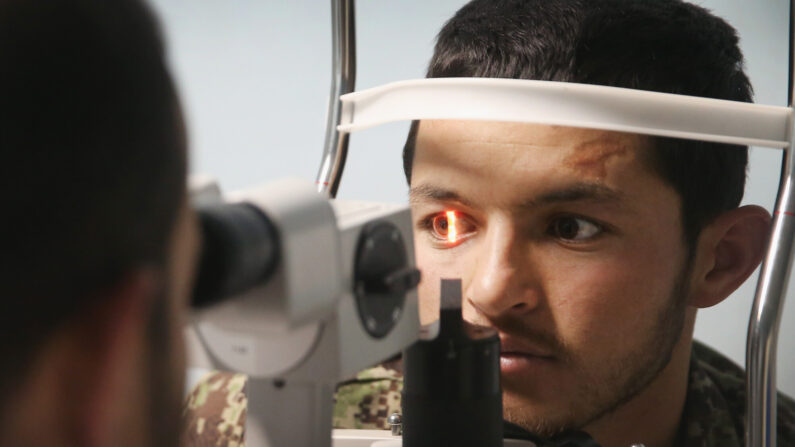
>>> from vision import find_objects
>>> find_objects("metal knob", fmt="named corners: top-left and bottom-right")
top-left (388, 412), bottom-right (402, 436)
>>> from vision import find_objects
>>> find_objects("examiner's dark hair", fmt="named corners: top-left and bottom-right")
top-left (0, 0), bottom-right (185, 405)
top-left (403, 0), bottom-right (753, 249)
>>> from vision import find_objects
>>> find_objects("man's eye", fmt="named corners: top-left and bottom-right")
top-left (425, 211), bottom-right (475, 245)
top-left (431, 214), bottom-right (451, 237)
top-left (549, 216), bottom-right (602, 241)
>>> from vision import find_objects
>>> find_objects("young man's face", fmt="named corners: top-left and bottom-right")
top-left (409, 120), bottom-right (693, 435)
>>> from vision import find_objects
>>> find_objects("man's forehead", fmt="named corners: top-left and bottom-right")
top-left (414, 120), bottom-right (651, 180)
top-left (415, 120), bottom-right (647, 150)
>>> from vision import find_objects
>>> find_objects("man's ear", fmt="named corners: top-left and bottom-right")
top-left (71, 268), bottom-right (160, 447)
top-left (688, 205), bottom-right (771, 309)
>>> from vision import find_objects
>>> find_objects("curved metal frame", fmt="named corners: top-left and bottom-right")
top-left (747, 121), bottom-right (794, 447)
top-left (315, 0), bottom-right (356, 198)
top-left (745, 2), bottom-right (795, 445)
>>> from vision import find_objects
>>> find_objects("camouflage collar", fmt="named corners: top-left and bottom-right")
top-left (677, 341), bottom-right (746, 446)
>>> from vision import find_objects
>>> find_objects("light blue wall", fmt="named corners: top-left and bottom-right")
top-left (150, 0), bottom-right (795, 396)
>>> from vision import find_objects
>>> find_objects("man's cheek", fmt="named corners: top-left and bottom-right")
top-left (417, 276), bottom-right (440, 324)
top-left (415, 243), bottom-right (467, 324)
top-left (545, 259), bottom-right (662, 351)
top-left (416, 251), bottom-right (442, 324)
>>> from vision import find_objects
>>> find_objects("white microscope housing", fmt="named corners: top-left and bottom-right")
top-left (187, 177), bottom-right (421, 447)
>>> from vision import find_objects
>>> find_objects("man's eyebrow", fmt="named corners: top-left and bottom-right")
top-left (410, 182), bottom-right (622, 210)
top-left (409, 184), bottom-right (472, 207)
top-left (522, 183), bottom-right (623, 209)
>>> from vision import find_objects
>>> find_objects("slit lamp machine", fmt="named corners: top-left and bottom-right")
top-left (186, 1), bottom-right (795, 446)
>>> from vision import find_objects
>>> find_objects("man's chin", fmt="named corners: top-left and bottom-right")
top-left (502, 391), bottom-right (580, 437)
top-left (500, 362), bottom-right (572, 407)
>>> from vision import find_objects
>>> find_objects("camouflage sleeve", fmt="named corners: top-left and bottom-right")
top-left (333, 362), bottom-right (403, 430)
top-left (182, 371), bottom-right (247, 447)
top-left (182, 361), bottom-right (403, 445)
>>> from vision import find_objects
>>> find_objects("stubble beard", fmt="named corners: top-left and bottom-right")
top-left (504, 264), bottom-right (691, 437)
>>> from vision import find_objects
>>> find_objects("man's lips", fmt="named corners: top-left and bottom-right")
top-left (499, 335), bottom-right (555, 359)
top-left (499, 335), bottom-right (557, 376)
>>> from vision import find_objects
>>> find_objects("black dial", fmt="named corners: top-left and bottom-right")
top-left (353, 220), bottom-right (420, 338)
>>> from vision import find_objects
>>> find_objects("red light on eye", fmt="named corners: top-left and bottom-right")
top-left (446, 210), bottom-right (457, 243)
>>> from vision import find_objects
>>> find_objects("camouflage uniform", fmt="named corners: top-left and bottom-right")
top-left (182, 372), bottom-right (247, 447)
top-left (333, 356), bottom-right (404, 430)
top-left (181, 341), bottom-right (795, 446)
top-left (680, 341), bottom-right (795, 446)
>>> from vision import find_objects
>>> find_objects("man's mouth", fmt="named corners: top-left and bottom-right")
top-left (499, 336), bottom-right (556, 375)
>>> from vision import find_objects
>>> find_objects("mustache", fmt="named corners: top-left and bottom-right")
top-left (469, 313), bottom-right (569, 360)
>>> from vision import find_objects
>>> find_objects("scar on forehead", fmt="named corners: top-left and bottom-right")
top-left (563, 135), bottom-right (634, 179)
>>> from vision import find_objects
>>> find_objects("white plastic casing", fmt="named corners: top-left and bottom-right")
top-left (339, 78), bottom-right (791, 149)
top-left (191, 178), bottom-right (342, 377)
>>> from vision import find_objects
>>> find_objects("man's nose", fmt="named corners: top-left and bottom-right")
top-left (464, 223), bottom-right (541, 321)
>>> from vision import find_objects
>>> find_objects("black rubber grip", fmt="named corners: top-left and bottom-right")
top-left (191, 202), bottom-right (279, 309)
top-left (402, 279), bottom-right (503, 447)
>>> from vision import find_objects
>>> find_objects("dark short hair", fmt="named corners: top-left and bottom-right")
top-left (0, 0), bottom-right (185, 404)
top-left (403, 0), bottom-right (753, 249)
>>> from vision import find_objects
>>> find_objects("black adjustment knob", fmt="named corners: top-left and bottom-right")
top-left (354, 220), bottom-right (420, 338)
top-left (384, 267), bottom-right (421, 295)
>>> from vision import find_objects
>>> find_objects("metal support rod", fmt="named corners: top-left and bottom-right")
top-left (315, 0), bottom-right (356, 198)
top-left (746, 2), bottom-right (795, 443)
top-left (245, 378), bottom-right (335, 447)
top-left (746, 146), bottom-right (795, 447)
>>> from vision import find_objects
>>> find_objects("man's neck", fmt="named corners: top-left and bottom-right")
top-left (583, 315), bottom-right (696, 447)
